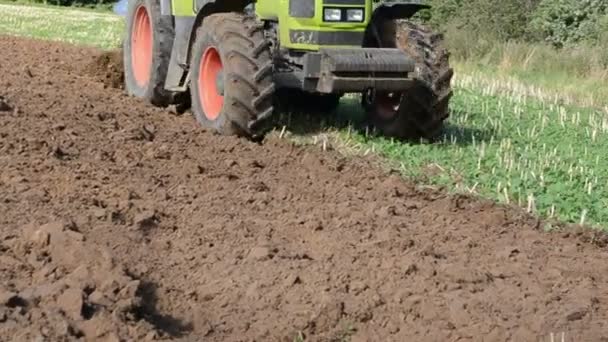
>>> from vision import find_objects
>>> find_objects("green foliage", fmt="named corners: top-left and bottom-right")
top-left (341, 84), bottom-right (608, 227)
top-left (428, 0), bottom-right (540, 40)
top-left (427, 0), bottom-right (608, 48)
top-left (527, 0), bottom-right (608, 47)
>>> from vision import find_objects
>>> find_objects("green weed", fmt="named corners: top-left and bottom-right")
top-left (337, 83), bottom-right (608, 227)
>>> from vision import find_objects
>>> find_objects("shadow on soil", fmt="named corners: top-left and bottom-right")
top-left (134, 281), bottom-right (194, 337)
top-left (272, 96), bottom-right (497, 146)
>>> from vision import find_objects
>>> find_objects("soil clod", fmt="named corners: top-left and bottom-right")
top-left (85, 50), bottom-right (125, 89)
top-left (0, 96), bottom-right (12, 112)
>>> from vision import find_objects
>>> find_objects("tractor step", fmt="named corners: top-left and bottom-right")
top-left (301, 48), bottom-right (416, 93)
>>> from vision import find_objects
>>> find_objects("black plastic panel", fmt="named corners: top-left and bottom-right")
top-left (300, 48), bottom-right (415, 93)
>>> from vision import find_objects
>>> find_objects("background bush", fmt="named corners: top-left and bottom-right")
top-left (527, 0), bottom-right (608, 47)
top-left (424, 0), bottom-right (608, 48)
top-left (426, 0), bottom-right (541, 41)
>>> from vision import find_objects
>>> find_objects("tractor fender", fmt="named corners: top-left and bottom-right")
top-left (187, 0), bottom-right (252, 64)
top-left (195, 0), bottom-right (217, 12)
top-left (164, 0), bottom-right (252, 91)
top-left (372, 2), bottom-right (430, 20)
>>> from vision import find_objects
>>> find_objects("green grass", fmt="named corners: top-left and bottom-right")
top-left (0, 0), bottom-right (114, 12)
top-left (334, 88), bottom-right (608, 227)
top-left (445, 28), bottom-right (608, 109)
top-left (454, 62), bottom-right (608, 110)
top-left (0, 2), bottom-right (122, 49)
top-left (2, 3), bottom-right (607, 228)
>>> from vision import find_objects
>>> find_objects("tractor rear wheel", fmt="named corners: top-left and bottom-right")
top-left (363, 19), bottom-right (454, 141)
top-left (189, 13), bottom-right (275, 140)
top-left (123, 0), bottom-right (175, 107)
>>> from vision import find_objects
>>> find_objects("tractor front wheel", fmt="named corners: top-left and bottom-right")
top-left (362, 18), bottom-right (454, 141)
top-left (189, 13), bottom-right (275, 140)
top-left (123, 0), bottom-right (175, 107)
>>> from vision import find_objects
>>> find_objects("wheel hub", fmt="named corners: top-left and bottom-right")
top-left (198, 47), bottom-right (224, 120)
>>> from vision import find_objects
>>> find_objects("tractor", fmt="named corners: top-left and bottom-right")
top-left (123, 0), bottom-right (453, 141)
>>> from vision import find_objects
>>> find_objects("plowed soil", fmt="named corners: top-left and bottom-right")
top-left (1, 35), bottom-right (608, 342)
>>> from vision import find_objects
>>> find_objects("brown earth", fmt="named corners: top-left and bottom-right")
top-left (85, 49), bottom-right (124, 90)
top-left (1, 35), bottom-right (608, 342)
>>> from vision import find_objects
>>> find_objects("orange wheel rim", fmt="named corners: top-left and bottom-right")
top-left (199, 47), bottom-right (224, 120)
top-left (131, 5), bottom-right (152, 87)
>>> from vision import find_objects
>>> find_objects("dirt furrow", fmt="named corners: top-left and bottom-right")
top-left (1, 35), bottom-right (607, 342)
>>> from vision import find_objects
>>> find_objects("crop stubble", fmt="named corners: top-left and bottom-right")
top-left (1, 35), bottom-right (608, 341)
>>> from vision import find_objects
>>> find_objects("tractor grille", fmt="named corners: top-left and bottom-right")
top-left (289, 0), bottom-right (315, 18)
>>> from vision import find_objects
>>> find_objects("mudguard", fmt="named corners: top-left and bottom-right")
top-left (164, 0), bottom-right (252, 91)
top-left (189, 0), bottom-right (252, 60)
top-left (195, 0), bottom-right (215, 12)
top-left (193, 0), bottom-right (249, 13)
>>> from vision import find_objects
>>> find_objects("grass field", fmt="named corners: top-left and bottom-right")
top-left (0, 2), bottom-right (122, 48)
top-left (1, 3), bottom-right (607, 228)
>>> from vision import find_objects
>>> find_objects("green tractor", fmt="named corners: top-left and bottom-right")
top-left (123, 0), bottom-right (453, 141)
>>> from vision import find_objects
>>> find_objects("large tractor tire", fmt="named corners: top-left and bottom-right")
top-left (189, 13), bottom-right (275, 140)
top-left (123, 0), bottom-right (175, 107)
top-left (363, 18), bottom-right (454, 141)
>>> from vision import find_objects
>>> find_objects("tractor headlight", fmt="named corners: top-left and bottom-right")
top-left (323, 8), bottom-right (342, 22)
top-left (346, 9), bottom-right (364, 22)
